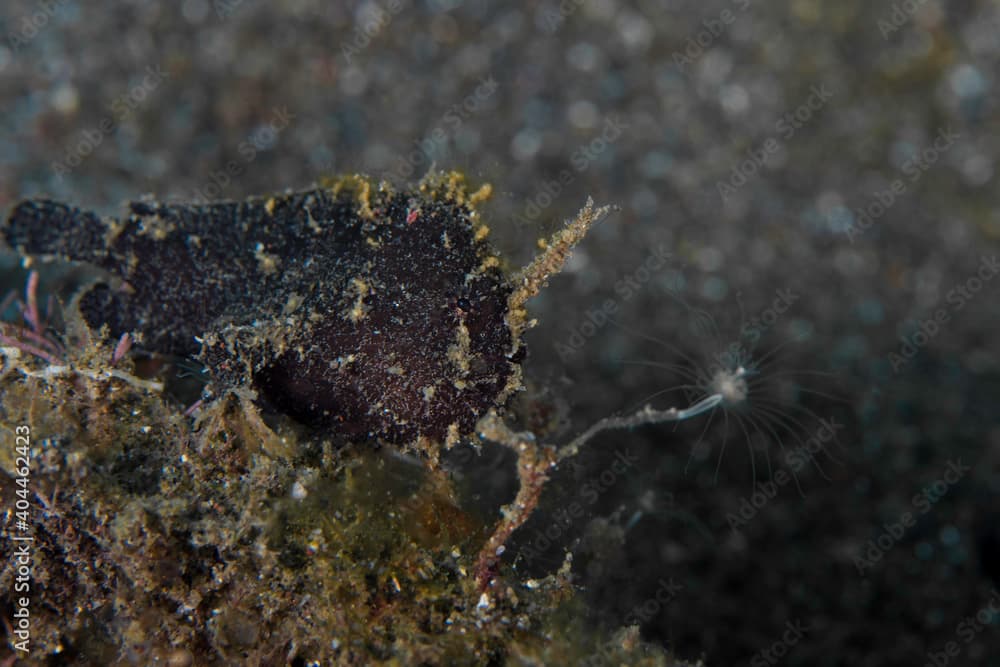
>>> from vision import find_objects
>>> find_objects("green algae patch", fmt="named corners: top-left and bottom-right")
top-left (0, 364), bottom-right (694, 665)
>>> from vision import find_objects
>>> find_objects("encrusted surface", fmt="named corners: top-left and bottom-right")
top-left (3, 173), bottom-right (521, 444)
top-left (0, 329), bottom-right (691, 667)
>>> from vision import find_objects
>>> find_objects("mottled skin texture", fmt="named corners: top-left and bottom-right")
top-left (2, 179), bottom-right (522, 444)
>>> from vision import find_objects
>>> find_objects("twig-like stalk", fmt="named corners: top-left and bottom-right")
top-left (0, 272), bottom-right (66, 364)
top-left (474, 412), bottom-right (556, 590)
top-left (0, 333), bottom-right (62, 366)
top-left (24, 271), bottom-right (41, 332)
top-left (111, 332), bottom-right (132, 366)
top-left (506, 199), bottom-right (612, 341)
top-left (0, 323), bottom-right (62, 358)
top-left (474, 391), bottom-right (724, 589)
top-left (475, 200), bottom-right (614, 590)
top-left (557, 394), bottom-right (723, 462)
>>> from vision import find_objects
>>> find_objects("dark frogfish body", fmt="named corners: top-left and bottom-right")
top-left (2, 173), bottom-right (528, 445)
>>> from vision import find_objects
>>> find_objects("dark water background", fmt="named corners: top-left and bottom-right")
top-left (1, 1), bottom-right (998, 665)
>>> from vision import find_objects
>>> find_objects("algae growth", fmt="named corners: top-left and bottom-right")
top-left (0, 172), bottom-right (699, 665)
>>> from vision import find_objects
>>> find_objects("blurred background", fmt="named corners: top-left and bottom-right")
top-left (1, 1), bottom-right (998, 665)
